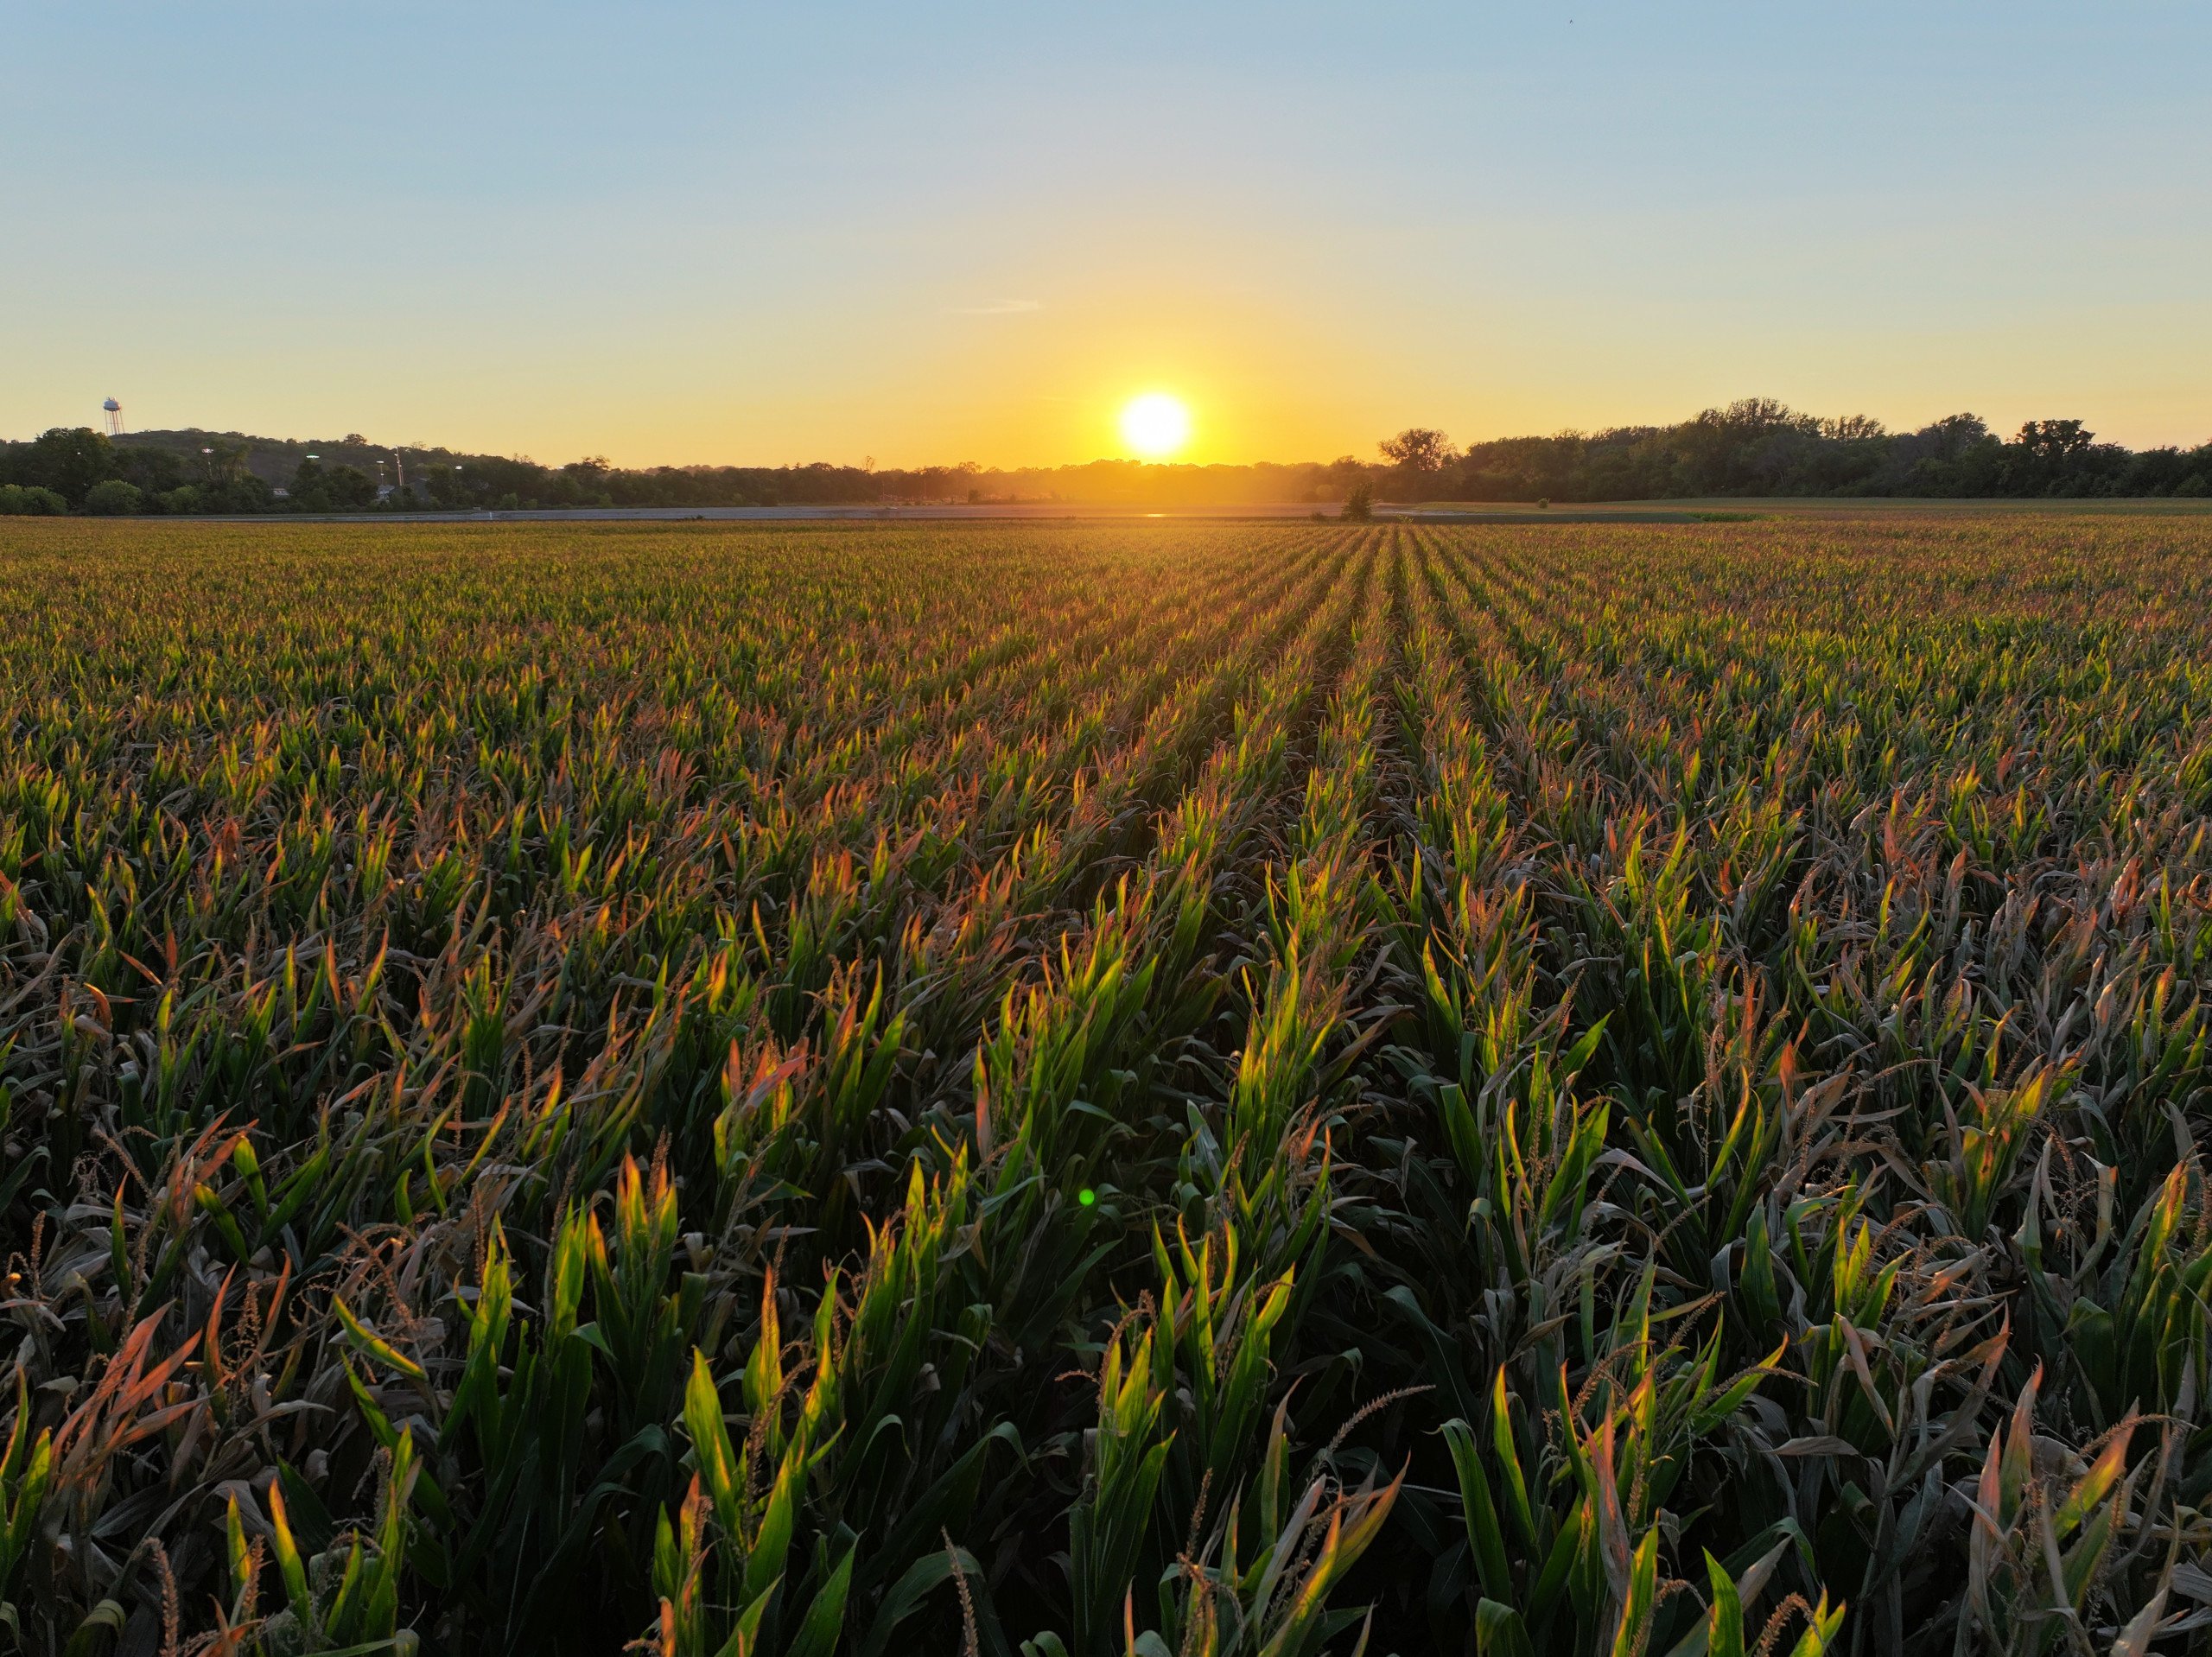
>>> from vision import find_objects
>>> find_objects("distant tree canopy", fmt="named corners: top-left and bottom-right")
top-left (289, 458), bottom-right (379, 512)
top-left (4, 400), bottom-right (2209, 514)
top-left (0, 484), bottom-right (67, 516)
top-left (81, 479), bottom-right (143, 516)
top-left (0, 429), bottom-right (272, 513)
top-left (1440, 401), bottom-right (2212, 502)
top-left (3, 427), bottom-right (116, 503)
top-left (1379, 428), bottom-right (1454, 472)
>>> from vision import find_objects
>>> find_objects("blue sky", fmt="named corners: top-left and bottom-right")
top-left (5, 2), bottom-right (2208, 464)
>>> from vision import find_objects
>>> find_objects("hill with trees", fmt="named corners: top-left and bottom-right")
top-left (3, 398), bottom-right (2209, 513)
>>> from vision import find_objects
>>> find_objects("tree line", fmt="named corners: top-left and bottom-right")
top-left (4, 398), bottom-right (2209, 514)
top-left (1418, 398), bottom-right (2212, 501)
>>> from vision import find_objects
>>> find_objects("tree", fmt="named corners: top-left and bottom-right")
top-left (196, 440), bottom-right (251, 486)
top-left (1343, 479), bottom-right (1374, 521)
top-left (2008, 419), bottom-right (2125, 496)
top-left (2016, 419), bottom-right (2095, 463)
top-left (113, 445), bottom-right (188, 494)
top-left (1917, 413), bottom-right (1993, 461)
top-left (5, 428), bottom-right (116, 504)
top-left (206, 474), bottom-right (276, 512)
top-left (0, 484), bottom-right (68, 515)
top-left (289, 459), bottom-right (378, 511)
top-left (1379, 429), bottom-right (1454, 471)
top-left (1819, 414), bottom-right (1887, 441)
top-left (83, 479), bottom-right (143, 515)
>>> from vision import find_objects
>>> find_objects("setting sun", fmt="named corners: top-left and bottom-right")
top-left (1119, 392), bottom-right (1192, 460)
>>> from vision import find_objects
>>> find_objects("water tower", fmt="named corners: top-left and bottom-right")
top-left (102, 398), bottom-right (124, 437)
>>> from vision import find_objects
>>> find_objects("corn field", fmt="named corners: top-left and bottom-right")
top-left (4, 515), bottom-right (2211, 1657)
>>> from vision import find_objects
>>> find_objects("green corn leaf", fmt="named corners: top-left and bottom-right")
top-left (269, 1478), bottom-right (315, 1623)
top-left (743, 1425), bottom-right (810, 1608)
top-left (709, 1583), bottom-right (775, 1657)
top-left (332, 1292), bottom-right (427, 1381)
top-left (785, 1546), bottom-right (858, 1657)
top-left (1443, 1418), bottom-right (1512, 1602)
top-left (1488, 1368), bottom-right (1537, 1548)
top-left (1474, 1599), bottom-right (1535, 1657)
top-left (1609, 1528), bottom-right (1660, 1657)
top-left (61, 1601), bottom-right (128, 1657)
top-left (859, 1546), bottom-right (986, 1657)
top-left (683, 1350), bottom-right (743, 1543)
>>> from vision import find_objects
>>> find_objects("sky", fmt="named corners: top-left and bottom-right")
top-left (5, 3), bottom-right (2209, 467)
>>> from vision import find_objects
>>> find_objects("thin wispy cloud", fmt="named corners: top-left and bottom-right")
top-left (950, 298), bottom-right (1042, 315)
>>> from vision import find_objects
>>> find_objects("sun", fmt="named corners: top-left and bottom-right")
top-left (1120, 392), bottom-right (1192, 460)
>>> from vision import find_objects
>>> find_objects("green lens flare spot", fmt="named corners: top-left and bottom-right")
top-left (1077, 1188), bottom-right (1096, 1206)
